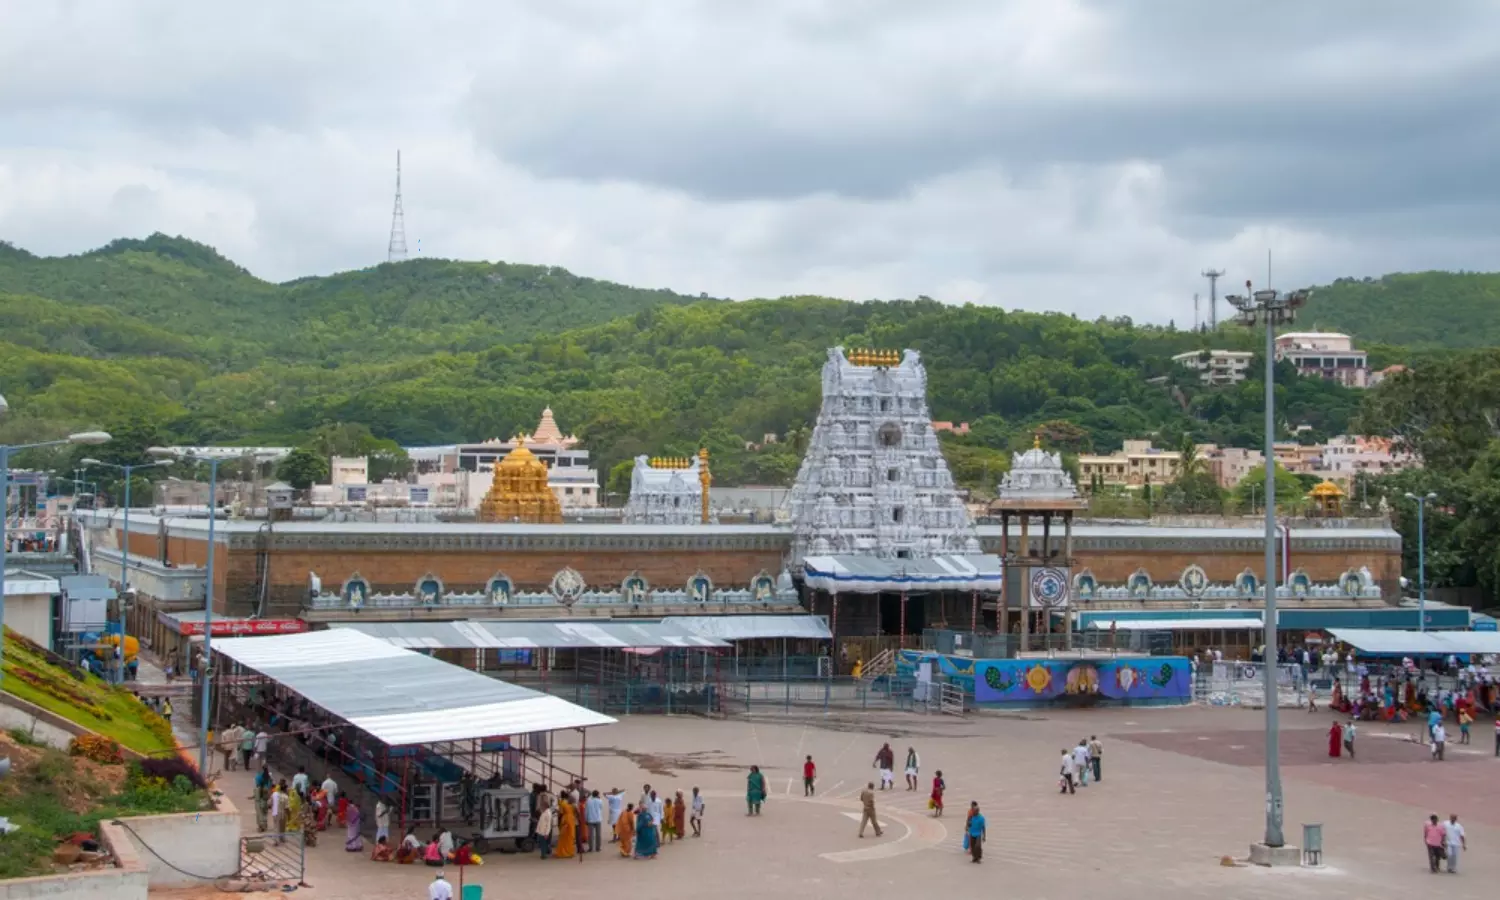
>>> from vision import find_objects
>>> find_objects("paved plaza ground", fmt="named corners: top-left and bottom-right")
top-left (163, 704), bottom-right (1497, 900)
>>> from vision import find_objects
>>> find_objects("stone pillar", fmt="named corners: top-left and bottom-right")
top-left (1064, 512), bottom-right (1074, 564)
top-left (1019, 514), bottom-right (1030, 560)
top-left (999, 512), bottom-right (1009, 558)
top-left (1042, 513), bottom-right (1052, 561)
top-left (899, 591), bottom-right (908, 649)
top-left (970, 590), bottom-right (978, 637)
top-left (831, 592), bottom-right (839, 644)
top-left (1063, 601), bottom-right (1073, 652)
top-left (1019, 570), bottom-right (1030, 654)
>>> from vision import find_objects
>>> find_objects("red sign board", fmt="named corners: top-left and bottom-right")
top-left (171, 617), bottom-right (307, 637)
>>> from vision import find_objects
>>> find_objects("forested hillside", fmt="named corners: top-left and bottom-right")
top-left (0, 232), bottom-right (1369, 491)
top-left (1298, 271), bottom-right (1500, 351)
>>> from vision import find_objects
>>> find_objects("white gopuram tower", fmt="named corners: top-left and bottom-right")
top-left (789, 347), bottom-right (980, 564)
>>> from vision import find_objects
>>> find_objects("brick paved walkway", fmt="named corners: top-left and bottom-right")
top-left (157, 706), bottom-right (1495, 899)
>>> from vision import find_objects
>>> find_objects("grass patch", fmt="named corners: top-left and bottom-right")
top-left (0, 738), bottom-right (204, 879)
top-left (1, 628), bottom-right (175, 756)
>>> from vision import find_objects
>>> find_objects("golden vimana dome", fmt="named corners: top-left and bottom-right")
top-left (477, 435), bottom-right (563, 524)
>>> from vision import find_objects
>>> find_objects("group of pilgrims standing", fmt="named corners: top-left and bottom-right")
top-left (535, 782), bottom-right (706, 861)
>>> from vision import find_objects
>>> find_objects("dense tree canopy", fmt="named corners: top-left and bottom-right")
top-left (0, 235), bottom-right (1476, 499)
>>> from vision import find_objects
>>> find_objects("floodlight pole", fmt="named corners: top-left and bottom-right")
top-left (1225, 283), bottom-right (1310, 851)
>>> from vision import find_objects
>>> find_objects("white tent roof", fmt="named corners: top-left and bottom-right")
top-left (1086, 617), bottom-right (1265, 632)
top-left (660, 615), bottom-right (832, 641)
top-left (1327, 628), bottom-right (1500, 656)
top-left (329, 620), bottom-right (728, 650)
top-left (212, 629), bottom-right (615, 745)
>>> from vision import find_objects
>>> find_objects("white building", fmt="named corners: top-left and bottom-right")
top-left (623, 454), bottom-right (708, 525)
top-left (1321, 435), bottom-right (1418, 480)
top-left (1170, 349), bottom-right (1254, 385)
top-left (788, 347), bottom-right (979, 563)
top-left (1273, 332), bottom-right (1370, 388)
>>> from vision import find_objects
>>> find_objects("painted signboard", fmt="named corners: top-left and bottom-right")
top-left (973, 657), bottom-right (1191, 705)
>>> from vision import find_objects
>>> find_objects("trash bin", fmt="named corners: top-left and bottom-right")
top-left (462, 884), bottom-right (483, 900)
top-left (1302, 823), bottom-right (1323, 866)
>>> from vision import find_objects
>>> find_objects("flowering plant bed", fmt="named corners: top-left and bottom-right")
top-left (1, 628), bottom-right (176, 756)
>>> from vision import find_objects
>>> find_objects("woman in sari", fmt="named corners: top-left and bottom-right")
top-left (616, 803), bottom-right (636, 857)
top-left (1327, 720), bottom-right (1343, 758)
top-left (299, 790), bottom-right (318, 847)
top-left (661, 797), bottom-right (675, 843)
top-left (633, 807), bottom-right (659, 859)
top-left (287, 787), bottom-right (303, 829)
top-left (672, 791), bottom-right (686, 843)
top-left (746, 765), bottom-right (767, 816)
top-left (345, 803), bottom-right (364, 852)
top-left (554, 797), bottom-right (578, 859)
top-left (313, 787), bottom-right (330, 831)
top-left (370, 837), bottom-right (394, 862)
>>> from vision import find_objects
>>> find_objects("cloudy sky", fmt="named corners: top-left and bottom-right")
top-left (1, 1), bottom-right (1496, 322)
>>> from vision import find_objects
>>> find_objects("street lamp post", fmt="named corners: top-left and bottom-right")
top-left (81, 458), bottom-right (171, 682)
top-left (148, 447), bottom-right (260, 775)
top-left (0, 393), bottom-right (111, 687)
top-left (1225, 282), bottom-right (1310, 852)
top-left (1404, 492), bottom-right (1438, 632)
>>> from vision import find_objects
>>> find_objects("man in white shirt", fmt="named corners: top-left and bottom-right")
top-left (291, 766), bottom-right (309, 797)
top-left (253, 730), bottom-right (269, 767)
top-left (429, 872), bottom-right (453, 900)
top-left (321, 774), bottom-right (339, 804)
top-left (1058, 749), bottom-right (1076, 794)
top-left (1431, 723), bottom-right (1447, 760)
top-left (1072, 741), bottom-right (1091, 787)
top-left (606, 788), bottom-right (624, 841)
top-left (584, 791), bottom-right (604, 853)
top-left (1444, 814), bottom-right (1467, 873)
top-left (690, 787), bottom-right (705, 837)
top-left (374, 797), bottom-right (391, 844)
top-left (649, 790), bottom-right (665, 825)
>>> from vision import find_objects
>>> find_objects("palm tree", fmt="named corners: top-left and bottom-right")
top-left (1176, 435), bottom-right (1204, 480)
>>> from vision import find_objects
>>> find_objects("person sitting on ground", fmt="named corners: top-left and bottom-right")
top-left (423, 837), bottom-right (444, 867)
top-left (370, 836), bottom-right (394, 862)
top-left (395, 827), bottom-right (421, 864)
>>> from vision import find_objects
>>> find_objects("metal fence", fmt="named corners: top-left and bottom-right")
top-left (924, 629), bottom-right (1173, 658)
top-left (238, 832), bottom-right (304, 886)
top-left (1197, 662), bottom-right (1304, 708)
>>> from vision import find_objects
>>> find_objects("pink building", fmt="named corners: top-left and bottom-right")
top-left (1199, 445), bottom-right (1265, 489)
top-left (1321, 435), bottom-right (1417, 479)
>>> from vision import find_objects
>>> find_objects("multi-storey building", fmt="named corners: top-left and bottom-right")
top-left (1273, 332), bottom-right (1370, 388)
top-left (1170, 349), bottom-right (1254, 385)
top-left (1077, 441), bottom-right (1182, 490)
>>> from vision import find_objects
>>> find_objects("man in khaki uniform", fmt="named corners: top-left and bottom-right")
top-left (858, 782), bottom-right (883, 838)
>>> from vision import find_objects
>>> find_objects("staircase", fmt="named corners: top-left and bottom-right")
top-left (858, 648), bottom-right (896, 687)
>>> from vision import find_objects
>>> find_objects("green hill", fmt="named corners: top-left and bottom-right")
top-left (0, 234), bottom-right (715, 365)
top-left (0, 234), bottom-right (1416, 491)
top-left (1293, 271), bottom-right (1500, 351)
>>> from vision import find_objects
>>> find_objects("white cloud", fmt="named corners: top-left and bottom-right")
top-left (1, 0), bottom-right (1498, 323)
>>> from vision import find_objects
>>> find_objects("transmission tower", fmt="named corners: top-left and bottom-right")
top-left (1193, 292), bottom-right (1201, 332)
top-left (1201, 268), bottom-right (1224, 329)
top-left (387, 151), bottom-right (408, 263)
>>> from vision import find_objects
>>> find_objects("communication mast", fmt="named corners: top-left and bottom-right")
top-left (1201, 269), bottom-right (1224, 329)
top-left (387, 151), bottom-right (408, 263)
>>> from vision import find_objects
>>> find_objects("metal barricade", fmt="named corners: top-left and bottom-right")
top-left (239, 831), bottom-right (305, 886)
top-left (1302, 823), bottom-right (1323, 866)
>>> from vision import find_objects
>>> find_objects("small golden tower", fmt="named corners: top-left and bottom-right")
top-left (1306, 479), bottom-right (1345, 518)
top-left (477, 435), bottom-right (564, 524)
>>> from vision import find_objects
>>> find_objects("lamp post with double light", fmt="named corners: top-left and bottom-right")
top-left (80, 458), bottom-right (171, 682)
top-left (1223, 282), bottom-right (1310, 852)
top-left (147, 447), bottom-right (263, 774)
top-left (0, 394), bottom-right (111, 686)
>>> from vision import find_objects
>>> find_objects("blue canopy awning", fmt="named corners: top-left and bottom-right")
top-left (802, 555), bottom-right (1002, 593)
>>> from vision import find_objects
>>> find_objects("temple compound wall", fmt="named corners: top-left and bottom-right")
top-left (79, 512), bottom-right (1400, 620)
